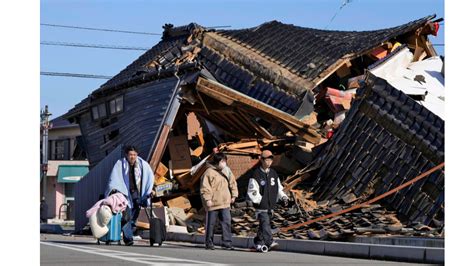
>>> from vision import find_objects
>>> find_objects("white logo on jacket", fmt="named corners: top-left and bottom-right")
top-left (270, 177), bottom-right (275, 186)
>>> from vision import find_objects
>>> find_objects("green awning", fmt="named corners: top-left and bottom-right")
top-left (57, 165), bottom-right (89, 183)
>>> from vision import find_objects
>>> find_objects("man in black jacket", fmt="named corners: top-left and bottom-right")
top-left (247, 150), bottom-right (289, 252)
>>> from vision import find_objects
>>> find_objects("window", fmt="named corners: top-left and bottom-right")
top-left (53, 139), bottom-right (70, 160)
top-left (109, 95), bottom-right (123, 115)
top-left (91, 103), bottom-right (107, 120)
top-left (103, 129), bottom-right (120, 144)
top-left (92, 106), bottom-right (99, 120)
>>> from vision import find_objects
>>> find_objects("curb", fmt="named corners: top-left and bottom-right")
top-left (142, 231), bottom-right (444, 264)
top-left (40, 224), bottom-right (64, 234)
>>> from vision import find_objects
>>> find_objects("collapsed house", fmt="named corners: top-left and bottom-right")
top-left (65, 14), bottom-right (444, 240)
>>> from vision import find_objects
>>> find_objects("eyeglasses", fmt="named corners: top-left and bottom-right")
top-left (262, 157), bottom-right (273, 161)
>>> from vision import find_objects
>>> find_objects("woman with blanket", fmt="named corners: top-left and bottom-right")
top-left (105, 145), bottom-right (154, 246)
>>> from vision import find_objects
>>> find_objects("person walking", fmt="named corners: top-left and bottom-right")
top-left (200, 152), bottom-right (238, 250)
top-left (105, 145), bottom-right (154, 246)
top-left (247, 149), bottom-right (289, 252)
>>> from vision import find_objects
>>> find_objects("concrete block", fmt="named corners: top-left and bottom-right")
top-left (142, 231), bottom-right (150, 239)
top-left (351, 235), bottom-right (444, 248)
top-left (231, 236), bottom-right (250, 248)
top-left (189, 234), bottom-right (199, 243)
top-left (175, 233), bottom-right (191, 242)
top-left (194, 234), bottom-right (205, 244)
top-left (274, 239), bottom-right (289, 251)
top-left (40, 224), bottom-right (63, 234)
top-left (370, 244), bottom-right (425, 262)
top-left (324, 241), bottom-right (370, 258)
top-left (425, 248), bottom-right (444, 264)
top-left (213, 235), bottom-right (222, 246)
top-left (284, 239), bottom-right (325, 254)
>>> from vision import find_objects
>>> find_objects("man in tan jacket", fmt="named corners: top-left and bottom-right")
top-left (200, 152), bottom-right (238, 250)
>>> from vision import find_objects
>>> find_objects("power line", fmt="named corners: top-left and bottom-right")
top-left (41, 23), bottom-right (162, 36)
top-left (432, 44), bottom-right (445, 46)
top-left (41, 23), bottom-right (233, 35)
top-left (205, 25), bottom-right (232, 29)
top-left (325, 0), bottom-right (353, 30)
top-left (41, 71), bottom-right (112, 80)
top-left (41, 41), bottom-right (149, 51)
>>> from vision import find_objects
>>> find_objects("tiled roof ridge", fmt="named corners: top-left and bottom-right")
top-left (201, 33), bottom-right (314, 97)
top-left (216, 15), bottom-right (435, 81)
top-left (225, 15), bottom-right (435, 35)
top-left (215, 27), bottom-right (312, 81)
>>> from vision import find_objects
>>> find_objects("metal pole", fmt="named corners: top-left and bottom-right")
top-left (41, 105), bottom-right (52, 199)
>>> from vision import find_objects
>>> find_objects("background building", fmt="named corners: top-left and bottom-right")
top-left (40, 115), bottom-right (88, 220)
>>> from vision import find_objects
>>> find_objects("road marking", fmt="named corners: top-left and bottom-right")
top-left (41, 241), bottom-right (224, 265)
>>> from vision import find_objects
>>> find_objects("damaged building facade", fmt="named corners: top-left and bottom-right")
top-left (65, 15), bottom-right (444, 240)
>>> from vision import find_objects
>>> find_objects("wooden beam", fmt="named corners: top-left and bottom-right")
top-left (227, 141), bottom-right (259, 150)
top-left (195, 90), bottom-right (211, 115)
top-left (237, 110), bottom-right (275, 140)
top-left (311, 56), bottom-right (353, 86)
top-left (421, 35), bottom-right (437, 57)
top-left (196, 77), bottom-right (321, 143)
top-left (211, 112), bottom-right (248, 137)
top-left (224, 112), bottom-right (254, 133)
top-left (149, 125), bottom-right (171, 171)
top-left (283, 173), bottom-right (311, 193)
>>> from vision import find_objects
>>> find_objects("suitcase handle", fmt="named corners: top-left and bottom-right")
top-left (145, 193), bottom-right (154, 222)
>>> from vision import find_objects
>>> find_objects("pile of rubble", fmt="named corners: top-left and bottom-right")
top-left (137, 132), bottom-right (443, 241)
top-left (138, 30), bottom-right (445, 241)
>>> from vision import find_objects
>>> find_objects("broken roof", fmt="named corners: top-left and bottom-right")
top-left (217, 15), bottom-right (434, 80)
top-left (64, 15), bottom-right (436, 119)
top-left (369, 46), bottom-right (444, 119)
top-left (297, 72), bottom-right (444, 225)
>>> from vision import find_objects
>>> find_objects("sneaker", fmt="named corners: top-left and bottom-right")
top-left (133, 235), bottom-right (142, 241)
top-left (124, 240), bottom-right (134, 246)
top-left (222, 245), bottom-right (234, 250)
top-left (205, 245), bottom-right (215, 250)
top-left (255, 244), bottom-right (268, 253)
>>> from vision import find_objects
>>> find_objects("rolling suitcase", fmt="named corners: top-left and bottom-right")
top-left (147, 196), bottom-right (167, 247)
top-left (97, 212), bottom-right (122, 245)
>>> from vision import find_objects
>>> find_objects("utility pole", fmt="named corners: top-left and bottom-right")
top-left (41, 105), bottom-right (52, 199)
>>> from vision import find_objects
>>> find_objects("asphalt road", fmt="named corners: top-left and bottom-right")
top-left (40, 234), bottom-right (428, 265)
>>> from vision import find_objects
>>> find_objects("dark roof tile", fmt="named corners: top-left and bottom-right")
top-left (306, 73), bottom-right (444, 225)
top-left (218, 15), bottom-right (434, 80)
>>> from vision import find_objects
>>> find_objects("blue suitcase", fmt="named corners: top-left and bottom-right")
top-left (97, 212), bottom-right (122, 245)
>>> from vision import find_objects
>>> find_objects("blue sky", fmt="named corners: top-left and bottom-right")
top-left (40, 0), bottom-right (444, 119)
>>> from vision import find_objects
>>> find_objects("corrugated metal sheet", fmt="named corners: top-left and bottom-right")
top-left (74, 144), bottom-right (123, 232)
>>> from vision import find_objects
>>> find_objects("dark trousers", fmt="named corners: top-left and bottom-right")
top-left (205, 208), bottom-right (232, 247)
top-left (254, 211), bottom-right (273, 246)
top-left (122, 199), bottom-right (140, 243)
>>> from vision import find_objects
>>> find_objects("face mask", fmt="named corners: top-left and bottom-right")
top-left (218, 161), bottom-right (227, 170)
